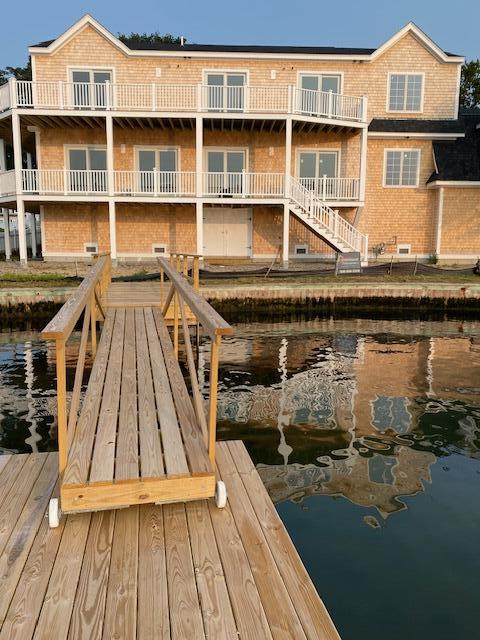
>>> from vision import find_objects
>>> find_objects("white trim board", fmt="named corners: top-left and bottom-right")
top-left (369, 132), bottom-right (464, 140)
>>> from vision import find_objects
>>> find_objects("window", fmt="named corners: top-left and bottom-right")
top-left (206, 72), bottom-right (246, 112)
top-left (206, 149), bottom-right (246, 195)
top-left (298, 73), bottom-right (342, 115)
top-left (298, 150), bottom-right (339, 196)
top-left (137, 148), bottom-right (178, 193)
top-left (67, 147), bottom-right (107, 192)
top-left (384, 150), bottom-right (420, 187)
top-left (71, 69), bottom-right (113, 108)
top-left (372, 396), bottom-right (411, 434)
top-left (388, 73), bottom-right (423, 112)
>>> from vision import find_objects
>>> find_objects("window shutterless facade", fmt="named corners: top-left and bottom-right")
top-left (388, 73), bottom-right (423, 112)
top-left (383, 150), bottom-right (420, 187)
top-left (67, 146), bottom-right (107, 192)
top-left (70, 69), bottom-right (113, 108)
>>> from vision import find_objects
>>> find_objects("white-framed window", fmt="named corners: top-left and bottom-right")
top-left (136, 147), bottom-right (179, 193)
top-left (84, 242), bottom-right (98, 254)
top-left (397, 244), bottom-right (411, 255)
top-left (205, 71), bottom-right (247, 111)
top-left (388, 73), bottom-right (423, 112)
top-left (70, 69), bottom-right (113, 108)
top-left (66, 146), bottom-right (107, 192)
top-left (205, 148), bottom-right (247, 195)
top-left (299, 73), bottom-right (342, 94)
top-left (384, 150), bottom-right (420, 187)
top-left (297, 150), bottom-right (339, 196)
top-left (294, 244), bottom-right (309, 255)
top-left (298, 73), bottom-right (342, 115)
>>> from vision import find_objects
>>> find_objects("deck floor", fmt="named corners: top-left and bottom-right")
top-left (0, 441), bottom-right (340, 640)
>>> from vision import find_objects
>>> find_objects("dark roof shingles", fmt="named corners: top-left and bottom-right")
top-left (369, 118), bottom-right (465, 134)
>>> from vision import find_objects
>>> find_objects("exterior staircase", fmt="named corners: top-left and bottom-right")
top-left (288, 177), bottom-right (368, 259)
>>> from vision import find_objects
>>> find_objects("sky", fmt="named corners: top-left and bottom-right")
top-left (1, 0), bottom-right (478, 69)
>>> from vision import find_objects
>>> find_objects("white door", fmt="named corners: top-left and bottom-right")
top-left (203, 208), bottom-right (252, 257)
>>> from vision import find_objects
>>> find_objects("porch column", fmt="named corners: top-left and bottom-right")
top-left (359, 123), bottom-right (368, 203)
top-left (30, 213), bottom-right (37, 258)
top-left (12, 111), bottom-right (27, 263)
top-left (195, 115), bottom-right (203, 197)
top-left (196, 201), bottom-right (204, 256)
top-left (284, 117), bottom-right (292, 197)
top-left (40, 205), bottom-right (46, 257)
top-left (435, 187), bottom-right (444, 256)
top-left (0, 138), bottom-right (5, 171)
top-left (2, 209), bottom-right (11, 260)
top-left (108, 200), bottom-right (117, 262)
top-left (105, 114), bottom-right (114, 196)
top-left (282, 203), bottom-right (289, 265)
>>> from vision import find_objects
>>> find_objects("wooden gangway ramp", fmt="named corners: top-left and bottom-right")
top-left (0, 444), bottom-right (340, 639)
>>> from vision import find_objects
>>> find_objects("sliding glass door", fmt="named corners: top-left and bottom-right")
top-left (137, 148), bottom-right (178, 193)
top-left (206, 150), bottom-right (246, 195)
top-left (71, 70), bottom-right (112, 109)
top-left (298, 150), bottom-right (338, 195)
top-left (298, 74), bottom-right (341, 115)
top-left (68, 148), bottom-right (107, 192)
top-left (206, 73), bottom-right (246, 112)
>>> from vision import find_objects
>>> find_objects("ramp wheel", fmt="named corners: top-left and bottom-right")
top-left (215, 481), bottom-right (227, 508)
top-left (48, 498), bottom-right (61, 528)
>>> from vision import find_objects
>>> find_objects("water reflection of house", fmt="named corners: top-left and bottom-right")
top-left (257, 446), bottom-right (436, 517)
top-left (430, 338), bottom-right (480, 403)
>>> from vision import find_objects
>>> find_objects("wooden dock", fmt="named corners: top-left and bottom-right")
top-left (0, 443), bottom-right (340, 639)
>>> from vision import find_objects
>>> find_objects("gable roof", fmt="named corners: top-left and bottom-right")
top-left (29, 15), bottom-right (464, 62)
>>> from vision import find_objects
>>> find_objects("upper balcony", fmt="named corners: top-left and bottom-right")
top-left (0, 80), bottom-right (367, 124)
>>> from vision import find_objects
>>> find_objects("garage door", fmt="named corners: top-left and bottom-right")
top-left (203, 208), bottom-right (252, 257)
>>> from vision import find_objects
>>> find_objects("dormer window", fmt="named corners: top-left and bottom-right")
top-left (388, 73), bottom-right (423, 112)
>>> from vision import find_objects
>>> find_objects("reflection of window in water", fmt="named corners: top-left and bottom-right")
top-left (372, 396), bottom-right (412, 434)
top-left (368, 455), bottom-right (396, 485)
top-left (332, 334), bottom-right (358, 355)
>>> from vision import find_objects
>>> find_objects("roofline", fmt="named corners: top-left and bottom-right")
top-left (28, 15), bottom-right (465, 64)
top-left (427, 180), bottom-right (480, 188)
top-left (368, 132), bottom-right (465, 140)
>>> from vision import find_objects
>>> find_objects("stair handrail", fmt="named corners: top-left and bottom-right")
top-left (288, 176), bottom-right (367, 255)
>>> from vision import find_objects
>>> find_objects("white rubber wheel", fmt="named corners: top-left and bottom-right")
top-left (215, 481), bottom-right (227, 508)
top-left (48, 498), bottom-right (61, 528)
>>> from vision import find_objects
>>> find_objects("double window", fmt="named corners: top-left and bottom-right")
top-left (384, 150), bottom-right (420, 187)
top-left (206, 149), bottom-right (246, 195)
top-left (137, 148), bottom-right (178, 193)
top-left (71, 69), bottom-right (113, 109)
top-left (67, 147), bottom-right (107, 192)
top-left (298, 73), bottom-right (342, 115)
top-left (388, 73), bottom-right (423, 112)
top-left (298, 150), bottom-right (339, 195)
top-left (206, 72), bottom-right (247, 112)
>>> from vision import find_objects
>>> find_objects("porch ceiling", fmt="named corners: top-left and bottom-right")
top-left (292, 120), bottom-right (359, 135)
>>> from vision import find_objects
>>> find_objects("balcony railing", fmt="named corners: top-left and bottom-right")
top-left (22, 169), bottom-right (108, 195)
top-left (0, 170), bottom-right (16, 197)
top-left (9, 80), bottom-right (366, 122)
top-left (114, 171), bottom-right (196, 196)
top-left (298, 177), bottom-right (360, 201)
top-left (202, 172), bottom-right (285, 198)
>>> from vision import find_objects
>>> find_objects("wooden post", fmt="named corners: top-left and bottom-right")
top-left (207, 335), bottom-right (221, 464)
top-left (173, 290), bottom-right (179, 358)
top-left (90, 291), bottom-right (97, 356)
top-left (182, 255), bottom-right (188, 278)
top-left (160, 267), bottom-right (164, 308)
top-left (56, 339), bottom-right (68, 474)
top-left (193, 256), bottom-right (200, 291)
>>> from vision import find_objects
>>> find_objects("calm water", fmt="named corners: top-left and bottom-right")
top-left (1, 317), bottom-right (480, 639)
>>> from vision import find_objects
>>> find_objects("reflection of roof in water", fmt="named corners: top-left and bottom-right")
top-left (257, 446), bottom-right (436, 517)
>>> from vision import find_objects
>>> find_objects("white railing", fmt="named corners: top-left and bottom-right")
top-left (0, 170), bottom-right (16, 196)
top-left (0, 83), bottom-right (11, 112)
top-left (114, 171), bottom-right (196, 196)
top-left (11, 79), bottom-right (366, 122)
top-left (298, 177), bottom-right (360, 201)
top-left (22, 169), bottom-right (108, 195)
top-left (289, 176), bottom-right (367, 256)
top-left (203, 172), bottom-right (284, 197)
top-left (294, 88), bottom-right (364, 121)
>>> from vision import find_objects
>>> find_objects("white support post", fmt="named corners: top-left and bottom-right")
top-left (285, 117), bottom-right (292, 198)
top-left (435, 187), bottom-right (444, 256)
top-left (30, 213), bottom-right (37, 258)
top-left (196, 115), bottom-right (203, 197)
top-left (12, 110), bottom-right (27, 263)
top-left (108, 200), bottom-right (117, 262)
top-left (106, 114), bottom-right (114, 196)
top-left (196, 201), bottom-right (204, 257)
top-left (40, 205), bottom-right (46, 257)
top-left (2, 209), bottom-right (11, 260)
top-left (282, 203), bottom-right (290, 265)
top-left (0, 139), bottom-right (5, 171)
top-left (359, 124), bottom-right (368, 203)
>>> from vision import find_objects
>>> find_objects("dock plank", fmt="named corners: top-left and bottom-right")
top-left (0, 454), bottom-right (29, 509)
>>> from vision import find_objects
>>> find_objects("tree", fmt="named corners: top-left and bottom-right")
top-left (118, 32), bottom-right (185, 47)
top-left (0, 58), bottom-right (32, 85)
top-left (460, 60), bottom-right (480, 109)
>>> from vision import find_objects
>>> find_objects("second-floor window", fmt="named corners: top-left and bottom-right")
top-left (67, 147), bottom-right (107, 192)
top-left (298, 74), bottom-right (342, 116)
top-left (298, 150), bottom-right (338, 195)
top-left (388, 73), bottom-right (423, 112)
top-left (206, 149), bottom-right (246, 194)
top-left (71, 69), bottom-right (113, 109)
top-left (205, 72), bottom-right (247, 112)
top-left (137, 148), bottom-right (178, 192)
top-left (384, 150), bottom-right (420, 187)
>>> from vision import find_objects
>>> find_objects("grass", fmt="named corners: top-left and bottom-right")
top-left (0, 272), bottom-right (80, 288)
